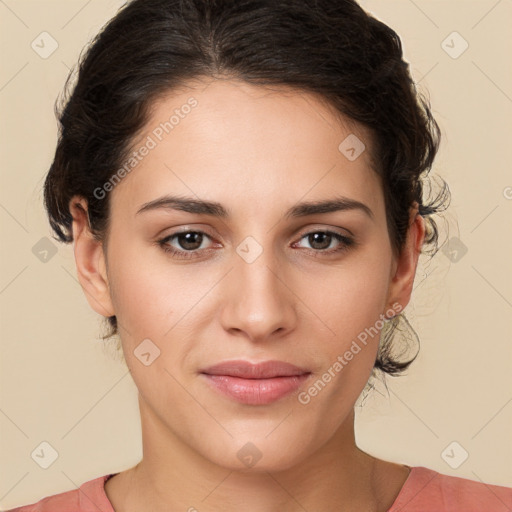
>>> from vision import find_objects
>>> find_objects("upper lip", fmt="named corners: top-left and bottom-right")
top-left (201, 360), bottom-right (311, 379)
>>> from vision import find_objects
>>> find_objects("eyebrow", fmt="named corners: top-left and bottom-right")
top-left (136, 194), bottom-right (374, 220)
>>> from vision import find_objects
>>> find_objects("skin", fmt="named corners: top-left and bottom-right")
top-left (69, 77), bottom-right (425, 512)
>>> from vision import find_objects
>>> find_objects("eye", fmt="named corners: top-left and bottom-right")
top-left (293, 230), bottom-right (355, 255)
top-left (158, 230), bottom-right (216, 260)
top-left (157, 228), bottom-right (356, 260)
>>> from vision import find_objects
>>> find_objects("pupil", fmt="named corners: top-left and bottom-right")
top-left (179, 232), bottom-right (202, 250)
top-left (310, 232), bottom-right (331, 250)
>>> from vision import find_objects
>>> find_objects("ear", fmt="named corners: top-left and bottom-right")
top-left (386, 203), bottom-right (426, 314)
top-left (69, 196), bottom-right (115, 318)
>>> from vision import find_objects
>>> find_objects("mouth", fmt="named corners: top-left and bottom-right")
top-left (200, 360), bottom-right (312, 405)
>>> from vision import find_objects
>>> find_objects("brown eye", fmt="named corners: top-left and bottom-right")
top-left (307, 232), bottom-right (333, 250)
top-left (158, 230), bottom-right (215, 259)
top-left (294, 230), bottom-right (355, 256)
top-left (174, 232), bottom-right (204, 251)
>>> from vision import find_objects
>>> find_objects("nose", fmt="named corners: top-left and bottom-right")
top-left (219, 245), bottom-right (298, 343)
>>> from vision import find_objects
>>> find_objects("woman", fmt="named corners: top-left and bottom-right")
top-left (8, 0), bottom-right (511, 510)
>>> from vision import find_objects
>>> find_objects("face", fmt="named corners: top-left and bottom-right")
top-left (72, 77), bottom-right (423, 472)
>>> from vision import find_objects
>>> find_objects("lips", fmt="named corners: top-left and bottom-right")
top-left (201, 360), bottom-right (310, 379)
top-left (200, 360), bottom-right (311, 405)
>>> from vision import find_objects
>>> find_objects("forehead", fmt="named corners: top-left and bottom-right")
top-left (109, 77), bottom-right (382, 219)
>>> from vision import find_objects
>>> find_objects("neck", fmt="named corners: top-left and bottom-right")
top-left (107, 395), bottom-right (399, 512)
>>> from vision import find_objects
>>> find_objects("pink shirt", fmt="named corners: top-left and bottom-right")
top-left (5, 466), bottom-right (512, 511)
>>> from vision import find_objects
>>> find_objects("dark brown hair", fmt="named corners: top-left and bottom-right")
top-left (43, 0), bottom-right (450, 377)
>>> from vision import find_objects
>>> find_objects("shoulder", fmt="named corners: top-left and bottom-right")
top-left (4, 474), bottom-right (115, 512)
top-left (389, 466), bottom-right (512, 512)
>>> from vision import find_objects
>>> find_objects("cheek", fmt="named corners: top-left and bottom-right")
top-left (300, 241), bottom-right (393, 395)
top-left (297, 274), bottom-right (389, 428)
top-left (109, 268), bottom-right (168, 332)
top-left (105, 238), bottom-right (179, 344)
top-left (106, 243), bottom-right (218, 375)
top-left (107, 251), bottom-right (194, 407)
top-left (309, 253), bottom-right (392, 344)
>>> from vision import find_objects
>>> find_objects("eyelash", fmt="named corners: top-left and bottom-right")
top-left (157, 229), bottom-right (356, 260)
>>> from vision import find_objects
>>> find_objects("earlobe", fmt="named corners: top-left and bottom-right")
top-left (386, 203), bottom-right (426, 312)
top-left (69, 196), bottom-right (115, 318)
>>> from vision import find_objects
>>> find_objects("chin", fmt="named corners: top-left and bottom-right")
top-left (194, 429), bottom-right (319, 473)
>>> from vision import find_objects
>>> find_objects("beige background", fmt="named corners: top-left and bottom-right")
top-left (1, 0), bottom-right (511, 508)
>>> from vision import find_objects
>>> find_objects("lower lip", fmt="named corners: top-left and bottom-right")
top-left (202, 374), bottom-right (311, 405)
